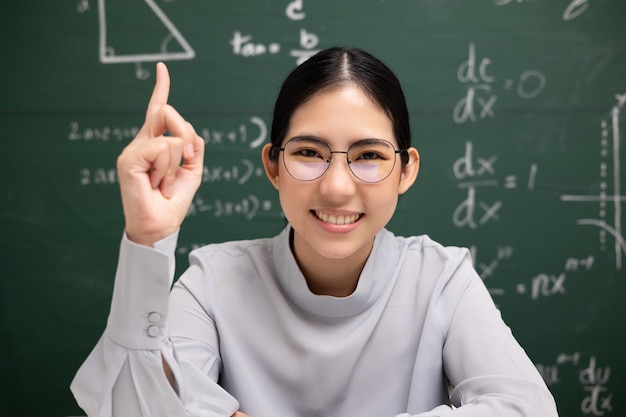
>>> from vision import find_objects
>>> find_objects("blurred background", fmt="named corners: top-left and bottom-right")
top-left (1, 1), bottom-right (625, 415)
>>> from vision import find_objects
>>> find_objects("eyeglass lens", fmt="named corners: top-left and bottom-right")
top-left (281, 137), bottom-right (398, 183)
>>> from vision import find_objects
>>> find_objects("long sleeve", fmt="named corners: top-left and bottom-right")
top-left (403, 249), bottom-right (559, 417)
top-left (71, 227), bottom-right (559, 417)
top-left (70, 233), bottom-right (239, 417)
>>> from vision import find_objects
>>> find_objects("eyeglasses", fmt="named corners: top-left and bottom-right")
top-left (273, 137), bottom-right (406, 183)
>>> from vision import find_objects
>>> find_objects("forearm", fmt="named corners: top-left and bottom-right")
top-left (71, 233), bottom-right (182, 415)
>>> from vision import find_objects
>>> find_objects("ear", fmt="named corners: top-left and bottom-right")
top-left (398, 147), bottom-right (420, 195)
top-left (262, 143), bottom-right (280, 190)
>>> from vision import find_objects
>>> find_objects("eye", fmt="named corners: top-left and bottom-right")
top-left (287, 137), bottom-right (329, 161)
top-left (349, 139), bottom-right (395, 163)
top-left (355, 151), bottom-right (384, 161)
top-left (295, 148), bottom-right (324, 159)
top-left (298, 149), bottom-right (320, 158)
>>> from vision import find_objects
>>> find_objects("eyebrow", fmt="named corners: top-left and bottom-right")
top-left (288, 135), bottom-right (393, 146)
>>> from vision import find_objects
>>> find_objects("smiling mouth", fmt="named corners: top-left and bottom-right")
top-left (313, 211), bottom-right (362, 225)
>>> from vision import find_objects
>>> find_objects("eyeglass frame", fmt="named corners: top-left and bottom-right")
top-left (271, 137), bottom-right (409, 183)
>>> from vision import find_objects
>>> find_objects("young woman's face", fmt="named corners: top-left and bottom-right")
top-left (264, 83), bottom-right (419, 265)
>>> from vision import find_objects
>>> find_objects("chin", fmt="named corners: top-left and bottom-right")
top-left (310, 234), bottom-right (374, 261)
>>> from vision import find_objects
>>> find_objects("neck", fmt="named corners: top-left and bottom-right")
top-left (291, 231), bottom-right (373, 297)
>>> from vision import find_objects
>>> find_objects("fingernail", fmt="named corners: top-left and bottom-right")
top-left (185, 144), bottom-right (194, 158)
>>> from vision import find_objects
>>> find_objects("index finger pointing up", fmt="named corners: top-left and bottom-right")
top-left (146, 62), bottom-right (171, 119)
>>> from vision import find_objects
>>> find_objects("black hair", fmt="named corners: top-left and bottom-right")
top-left (269, 46), bottom-right (410, 166)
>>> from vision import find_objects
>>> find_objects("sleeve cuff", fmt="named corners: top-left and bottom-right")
top-left (107, 230), bottom-right (180, 350)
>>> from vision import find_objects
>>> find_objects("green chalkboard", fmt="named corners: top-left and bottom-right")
top-left (1, 1), bottom-right (625, 416)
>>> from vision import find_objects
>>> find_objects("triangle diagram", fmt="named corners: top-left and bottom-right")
top-left (98, 0), bottom-right (195, 64)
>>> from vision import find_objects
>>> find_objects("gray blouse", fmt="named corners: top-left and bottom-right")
top-left (71, 226), bottom-right (558, 417)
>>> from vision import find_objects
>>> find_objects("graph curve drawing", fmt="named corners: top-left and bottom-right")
top-left (561, 94), bottom-right (626, 270)
top-left (98, 0), bottom-right (195, 70)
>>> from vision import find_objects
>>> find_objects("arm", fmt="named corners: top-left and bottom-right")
top-left (443, 275), bottom-right (558, 415)
top-left (70, 63), bottom-right (243, 417)
top-left (70, 232), bottom-right (240, 417)
top-left (407, 253), bottom-right (559, 416)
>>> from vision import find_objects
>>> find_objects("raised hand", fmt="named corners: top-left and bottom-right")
top-left (117, 62), bottom-right (205, 246)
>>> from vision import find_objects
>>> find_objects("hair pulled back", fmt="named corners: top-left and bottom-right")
top-left (269, 47), bottom-right (411, 165)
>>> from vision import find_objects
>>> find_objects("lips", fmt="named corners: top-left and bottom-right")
top-left (314, 211), bottom-right (362, 225)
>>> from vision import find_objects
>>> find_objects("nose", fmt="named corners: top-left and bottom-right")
top-left (319, 152), bottom-right (356, 199)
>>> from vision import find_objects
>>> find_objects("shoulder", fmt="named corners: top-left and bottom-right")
top-left (385, 230), bottom-right (486, 332)
top-left (191, 236), bottom-right (274, 258)
top-left (188, 235), bottom-right (275, 273)
top-left (383, 229), bottom-right (480, 301)
top-left (174, 233), bottom-right (282, 312)
top-left (384, 229), bottom-right (472, 270)
top-left (185, 226), bottom-right (292, 282)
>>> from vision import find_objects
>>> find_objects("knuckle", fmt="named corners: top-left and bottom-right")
top-left (163, 103), bottom-right (178, 117)
top-left (117, 146), bottom-right (133, 167)
top-left (163, 135), bottom-right (183, 150)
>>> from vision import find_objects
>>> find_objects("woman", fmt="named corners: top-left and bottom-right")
top-left (71, 47), bottom-right (559, 417)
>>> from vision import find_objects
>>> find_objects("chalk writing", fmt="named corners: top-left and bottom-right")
top-left (230, 27), bottom-right (320, 65)
top-left (68, 121), bottom-right (140, 142)
top-left (530, 273), bottom-right (566, 299)
top-left (286, 0), bottom-right (306, 21)
top-left (290, 28), bottom-right (320, 65)
top-left (79, 161), bottom-right (264, 187)
top-left (561, 94), bottom-right (626, 270)
top-left (202, 160), bottom-right (265, 185)
top-left (493, 0), bottom-right (594, 21)
top-left (537, 352), bottom-right (580, 386)
top-left (76, 0), bottom-right (89, 13)
top-left (286, 1), bottom-right (320, 64)
top-left (230, 1), bottom-right (320, 65)
top-left (564, 0), bottom-right (593, 21)
top-left (537, 352), bottom-right (613, 415)
top-left (69, 117), bottom-right (267, 149)
top-left (516, 253), bottom-right (594, 300)
top-left (564, 256), bottom-right (594, 272)
top-left (470, 245), bottom-right (514, 296)
top-left (79, 167), bottom-right (118, 186)
top-left (580, 356), bottom-right (613, 415)
top-left (187, 194), bottom-right (274, 220)
top-left (452, 141), bottom-right (538, 228)
top-left (454, 42), bottom-right (546, 124)
top-left (230, 31), bottom-right (281, 57)
top-left (199, 116), bottom-right (267, 149)
top-left (86, 0), bottom-right (324, 72)
top-left (90, 0), bottom-right (195, 78)
top-left (536, 363), bottom-right (560, 385)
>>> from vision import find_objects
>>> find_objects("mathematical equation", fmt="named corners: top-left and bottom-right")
top-left (454, 42), bottom-right (546, 124)
top-left (472, 245), bottom-right (595, 300)
top-left (230, 0), bottom-right (320, 64)
top-left (78, 0), bottom-right (603, 78)
top-left (451, 140), bottom-right (538, 229)
top-left (77, 0), bottom-right (321, 77)
top-left (68, 117), bottom-right (268, 148)
top-left (537, 352), bottom-right (613, 415)
top-left (72, 115), bottom-right (270, 193)
top-left (187, 194), bottom-right (274, 221)
top-left (79, 159), bottom-right (266, 187)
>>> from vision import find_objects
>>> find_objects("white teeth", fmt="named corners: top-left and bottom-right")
top-left (315, 211), bottom-right (360, 225)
